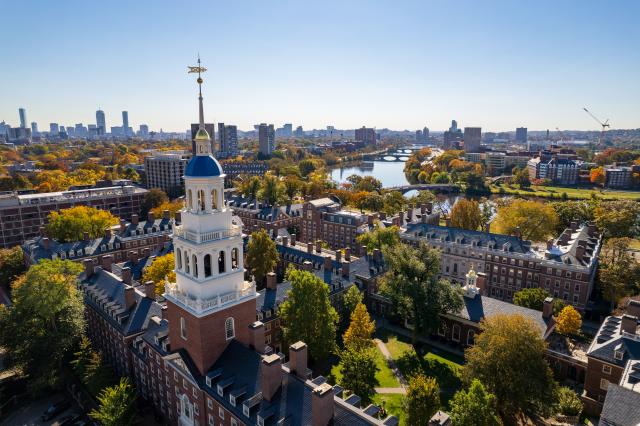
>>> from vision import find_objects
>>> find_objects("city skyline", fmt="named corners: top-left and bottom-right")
top-left (2, 1), bottom-right (640, 132)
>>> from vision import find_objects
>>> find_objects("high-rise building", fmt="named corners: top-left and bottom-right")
top-left (516, 127), bottom-right (528, 143)
top-left (258, 123), bottom-right (275, 156)
top-left (355, 127), bottom-right (377, 145)
top-left (217, 123), bottom-right (238, 158)
top-left (463, 127), bottom-right (482, 152)
top-left (96, 110), bottom-right (106, 135)
top-left (49, 123), bottom-right (59, 135)
top-left (122, 111), bottom-right (129, 136)
top-left (30, 122), bottom-right (38, 135)
top-left (283, 123), bottom-right (293, 137)
top-left (139, 124), bottom-right (149, 137)
top-left (190, 123), bottom-right (215, 154)
top-left (449, 120), bottom-right (458, 132)
top-left (415, 130), bottom-right (423, 143)
top-left (144, 151), bottom-right (190, 198)
top-left (295, 125), bottom-right (304, 137)
top-left (423, 126), bottom-right (429, 140)
top-left (18, 108), bottom-right (27, 129)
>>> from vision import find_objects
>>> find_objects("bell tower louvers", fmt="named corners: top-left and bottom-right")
top-left (164, 58), bottom-right (257, 375)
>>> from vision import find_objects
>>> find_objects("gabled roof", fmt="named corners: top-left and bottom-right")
top-left (587, 316), bottom-right (640, 367)
top-left (600, 384), bottom-right (640, 426)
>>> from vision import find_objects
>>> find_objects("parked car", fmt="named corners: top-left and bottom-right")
top-left (40, 399), bottom-right (71, 421)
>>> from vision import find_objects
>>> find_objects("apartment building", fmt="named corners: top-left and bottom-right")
top-left (225, 195), bottom-right (302, 235)
top-left (144, 152), bottom-right (191, 198)
top-left (300, 197), bottom-right (368, 252)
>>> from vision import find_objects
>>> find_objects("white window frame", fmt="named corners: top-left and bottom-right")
top-left (600, 378), bottom-right (610, 391)
top-left (603, 364), bottom-right (612, 374)
top-left (219, 407), bottom-right (225, 419)
top-left (225, 317), bottom-right (235, 341)
top-left (180, 317), bottom-right (187, 340)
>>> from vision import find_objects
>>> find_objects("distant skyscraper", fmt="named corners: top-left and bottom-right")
top-left (283, 123), bottom-right (293, 137)
top-left (355, 127), bottom-right (377, 145)
top-left (295, 126), bottom-right (304, 138)
top-left (449, 120), bottom-right (458, 132)
top-left (218, 123), bottom-right (238, 158)
top-left (516, 127), bottom-right (528, 144)
top-left (415, 130), bottom-right (423, 143)
top-left (258, 123), bottom-right (275, 156)
top-left (139, 124), bottom-right (149, 137)
top-left (49, 123), bottom-right (59, 135)
top-left (463, 127), bottom-right (482, 152)
top-left (31, 122), bottom-right (38, 135)
top-left (122, 111), bottom-right (129, 136)
top-left (18, 108), bottom-right (27, 129)
top-left (423, 126), bottom-right (429, 141)
top-left (96, 109), bottom-right (106, 135)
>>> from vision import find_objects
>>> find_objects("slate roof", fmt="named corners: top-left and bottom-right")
top-left (185, 155), bottom-right (224, 177)
top-left (587, 316), bottom-right (640, 367)
top-left (599, 384), bottom-right (640, 426)
top-left (546, 225), bottom-right (601, 268)
top-left (226, 195), bottom-right (302, 218)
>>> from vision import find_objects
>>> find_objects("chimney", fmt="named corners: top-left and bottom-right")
top-left (261, 354), bottom-right (282, 402)
top-left (379, 212), bottom-right (386, 220)
top-left (174, 211), bottom-right (182, 224)
top-left (514, 226), bottom-right (521, 239)
top-left (282, 236), bottom-right (289, 246)
top-left (307, 242), bottom-right (314, 254)
top-left (131, 214), bottom-right (139, 225)
top-left (266, 272), bottom-right (277, 290)
top-left (120, 219), bottom-right (127, 234)
top-left (587, 223), bottom-right (597, 237)
top-left (302, 261), bottom-right (313, 271)
top-left (360, 245), bottom-right (368, 257)
top-left (144, 280), bottom-right (155, 299)
top-left (83, 259), bottom-right (95, 278)
top-left (422, 213), bottom-right (428, 223)
top-left (163, 209), bottom-right (170, 220)
top-left (570, 221), bottom-right (578, 231)
top-left (373, 248), bottom-right (382, 263)
top-left (367, 215), bottom-right (375, 226)
top-left (399, 211), bottom-right (405, 225)
top-left (344, 247), bottom-right (351, 261)
top-left (147, 211), bottom-right (155, 223)
top-left (392, 216), bottom-right (400, 227)
top-left (101, 255), bottom-right (113, 272)
top-left (104, 228), bottom-right (112, 239)
top-left (323, 256), bottom-right (333, 271)
top-left (121, 266), bottom-right (132, 284)
top-left (250, 321), bottom-right (265, 353)
top-left (621, 314), bottom-right (638, 335)
top-left (476, 272), bottom-right (487, 295)
top-left (124, 285), bottom-right (136, 310)
top-left (42, 237), bottom-right (50, 250)
top-left (543, 297), bottom-right (554, 319)
top-left (289, 341), bottom-right (308, 379)
top-left (335, 250), bottom-right (342, 263)
top-left (83, 231), bottom-right (90, 242)
top-left (291, 233), bottom-right (296, 245)
top-left (627, 300), bottom-right (640, 318)
top-left (407, 207), bottom-right (413, 222)
top-left (341, 261), bottom-right (350, 278)
top-left (421, 203), bottom-right (426, 215)
top-left (312, 383), bottom-right (334, 426)
top-left (129, 251), bottom-right (139, 264)
top-left (426, 202), bottom-right (433, 212)
top-left (316, 240), bottom-right (322, 253)
top-left (39, 226), bottom-right (46, 237)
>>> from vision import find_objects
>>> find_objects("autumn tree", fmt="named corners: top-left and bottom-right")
top-left (283, 175), bottom-right (303, 203)
top-left (594, 200), bottom-right (640, 238)
top-left (598, 238), bottom-right (640, 309)
top-left (513, 288), bottom-right (551, 311)
top-left (343, 302), bottom-right (375, 351)
top-left (449, 379), bottom-right (501, 426)
top-left (141, 188), bottom-right (169, 216)
top-left (492, 199), bottom-right (558, 241)
top-left (403, 374), bottom-right (441, 426)
top-left (90, 378), bottom-right (138, 426)
top-left (382, 191), bottom-right (407, 216)
top-left (551, 200), bottom-right (595, 234)
top-left (356, 224), bottom-right (400, 253)
top-left (590, 167), bottom-right (606, 186)
top-left (71, 337), bottom-right (116, 395)
top-left (342, 285), bottom-right (363, 321)
top-left (236, 175), bottom-right (262, 201)
top-left (142, 253), bottom-right (176, 294)
top-left (450, 198), bottom-right (482, 230)
top-left (556, 306), bottom-right (582, 336)
top-left (512, 168), bottom-right (531, 188)
top-left (0, 259), bottom-right (84, 391)
top-left (463, 314), bottom-right (557, 419)
top-left (151, 200), bottom-right (184, 218)
top-left (338, 347), bottom-right (378, 404)
top-left (357, 192), bottom-right (384, 212)
top-left (380, 243), bottom-right (463, 342)
top-left (259, 172), bottom-right (286, 206)
top-left (46, 206), bottom-right (119, 242)
top-left (246, 229), bottom-right (279, 286)
top-left (298, 159), bottom-right (317, 177)
top-left (0, 246), bottom-right (26, 288)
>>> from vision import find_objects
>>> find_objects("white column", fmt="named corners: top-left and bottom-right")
top-left (197, 254), bottom-right (204, 279)
top-left (212, 250), bottom-right (219, 275)
top-left (237, 245), bottom-right (244, 269)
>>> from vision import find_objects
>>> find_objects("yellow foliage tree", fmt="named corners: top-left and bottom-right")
top-left (556, 305), bottom-right (582, 336)
top-left (343, 302), bottom-right (375, 351)
top-left (450, 198), bottom-right (482, 231)
top-left (46, 206), bottom-right (119, 242)
top-left (142, 253), bottom-right (176, 294)
top-left (492, 199), bottom-right (558, 242)
top-left (151, 200), bottom-right (184, 218)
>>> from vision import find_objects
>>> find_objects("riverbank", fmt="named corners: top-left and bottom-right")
top-left (490, 184), bottom-right (640, 201)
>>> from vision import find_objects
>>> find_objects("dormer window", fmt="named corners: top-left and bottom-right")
top-left (243, 405), bottom-right (250, 417)
top-left (230, 395), bottom-right (236, 407)
top-left (615, 350), bottom-right (624, 360)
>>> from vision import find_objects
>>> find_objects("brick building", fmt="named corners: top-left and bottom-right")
top-left (219, 161), bottom-right (268, 187)
top-left (225, 195), bottom-right (302, 236)
top-left (300, 197), bottom-right (368, 251)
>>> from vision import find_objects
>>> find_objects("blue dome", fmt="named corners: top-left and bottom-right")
top-left (184, 155), bottom-right (224, 177)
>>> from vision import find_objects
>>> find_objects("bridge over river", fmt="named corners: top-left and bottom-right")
top-left (386, 183), bottom-right (461, 194)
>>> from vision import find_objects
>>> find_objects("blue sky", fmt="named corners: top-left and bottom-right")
top-left (1, 0), bottom-right (639, 132)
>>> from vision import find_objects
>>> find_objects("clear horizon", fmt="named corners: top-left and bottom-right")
top-left (1, 0), bottom-right (639, 133)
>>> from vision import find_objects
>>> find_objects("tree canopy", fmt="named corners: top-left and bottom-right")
top-left (343, 302), bottom-right (375, 351)
top-left (492, 199), bottom-right (558, 241)
top-left (598, 238), bottom-right (640, 308)
top-left (403, 374), bottom-right (441, 426)
top-left (246, 229), bottom-right (279, 286)
top-left (450, 198), bottom-right (482, 231)
top-left (513, 288), bottom-right (551, 311)
top-left (46, 206), bottom-right (119, 242)
top-left (594, 200), bottom-right (640, 238)
top-left (449, 379), bottom-right (501, 426)
top-left (556, 306), bottom-right (582, 336)
top-left (356, 224), bottom-right (400, 253)
top-left (338, 347), bottom-right (378, 405)
top-left (90, 377), bottom-right (138, 426)
top-left (0, 246), bottom-right (26, 288)
top-left (141, 188), bottom-right (169, 216)
top-left (142, 253), bottom-right (176, 294)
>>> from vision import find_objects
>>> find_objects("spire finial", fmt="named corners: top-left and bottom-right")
top-left (188, 56), bottom-right (207, 128)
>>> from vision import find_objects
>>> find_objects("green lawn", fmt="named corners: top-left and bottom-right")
top-left (490, 184), bottom-right (640, 200)
top-left (372, 393), bottom-right (405, 425)
top-left (329, 345), bottom-right (400, 389)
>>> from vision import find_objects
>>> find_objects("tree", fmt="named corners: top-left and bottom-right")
top-left (151, 200), bottom-right (183, 218)
top-left (594, 200), bottom-right (640, 238)
top-left (356, 224), bottom-right (400, 253)
top-left (492, 199), bottom-right (558, 241)
top-left (343, 303), bottom-right (375, 351)
top-left (556, 306), bottom-right (582, 336)
top-left (342, 285), bottom-right (363, 324)
top-left (46, 206), bottom-right (119, 242)
top-left (551, 201), bottom-right (595, 234)
top-left (283, 175), bottom-right (302, 203)
top-left (463, 314), bottom-right (557, 419)
top-left (450, 198), bottom-right (482, 230)
top-left (259, 173), bottom-right (286, 206)
top-left (71, 337), bottom-right (116, 395)
top-left (142, 253), bottom-right (176, 294)
top-left (462, 171), bottom-right (489, 194)
top-left (246, 229), bottom-right (279, 286)
top-left (141, 188), bottom-right (169, 216)
top-left (339, 347), bottom-right (378, 404)
top-left (298, 159), bottom-right (317, 177)
top-left (380, 243), bottom-right (464, 342)
top-left (590, 167), bottom-right (606, 186)
top-left (0, 259), bottom-right (84, 390)
top-left (237, 175), bottom-right (262, 201)
top-left (449, 379), bottom-right (501, 426)
top-left (0, 246), bottom-right (26, 288)
top-left (279, 268), bottom-right (339, 361)
top-left (358, 192), bottom-right (384, 212)
top-left (598, 238), bottom-right (640, 309)
top-left (513, 288), bottom-right (551, 311)
top-left (403, 374), bottom-right (440, 426)
top-left (512, 168), bottom-right (531, 188)
top-left (90, 378), bottom-right (138, 426)
top-left (408, 190), bottom-right (436, 206)
top-left (382, 191), bottom-right (407, 216)
top-left (554, 386), bottom-right (583, 417)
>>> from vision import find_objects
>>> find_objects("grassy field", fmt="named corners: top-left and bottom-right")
top-left (372, 393), bottom-right (405, 425)
top-left (329, 346), bottom-right (400, 389)
top-left (490, 184), bottom-right (640, 200)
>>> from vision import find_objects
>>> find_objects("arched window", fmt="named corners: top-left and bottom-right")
top-left (211, 189), bottom-right (218, 210)
top-left (452, 324), bottom-right (461, 342)
top-left (185, 252), bottom-right (190, 274)
top-left (176, 248), bottom-right (182, 270)
top-left (197, 190), bottom-right (205, 212)
top-left (231, 248), bottom-right (239, 270)
top-left (218, 251), bottom-right (226, 273)
top-left (225, 317), bottom-right (235, 340)
top-left (467, 330), bottom-right (475, 346)
top-left (204, 254), bottom-right (212, 277)
top-left (192, 254), bottom-right (198, 277)
top-left (187, 190), bottom-right (193, 209)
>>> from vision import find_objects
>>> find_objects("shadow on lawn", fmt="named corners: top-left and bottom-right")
top-left (396, 349), bottom-right (462, 404)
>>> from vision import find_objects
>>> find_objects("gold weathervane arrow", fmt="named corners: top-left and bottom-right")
top-left (187, 65), bottom-right (207, 74)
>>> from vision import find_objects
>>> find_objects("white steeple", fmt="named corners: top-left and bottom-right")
top-left (463, 266), bottom-right (479, 298)
top-left (164, 57), bottom-right (255, 317)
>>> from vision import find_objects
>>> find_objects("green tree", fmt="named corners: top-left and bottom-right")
top-left (142, 253), bottom-right (176, 294)
top-left (382, 191), bottom-right (407, 216)
top-left (512, 168), bottom-right (531, 188)
top-left (403, 374), bottom-right (441, 426)
top-left (259, 172), bottom-right (286, 206)
top-left (598, 238), bottom-right (640, 309)
top-left (513, 288), bottom-right (551, 311)
top-left (594, 200), bottom-right (640, 238)
top-left (246, 229), bottom-right (279, 286)
top-left (0, 259), bottom-right (84, 391)
top-left (358, 192), bottom-right (384, 212)
top-left (342, 285), bottom-right (363, 322)
top-left (408, 190), bottom-right (436, 206)
top-left (283, 175), bottom-right (303, 203)
top-left (46, 206), bottom-right (119, 242)
top-left (492, 199), bottom-right (558, 241)
top-left (339, 347), bottom-right (378, 404)
top-left (236, 175), bottom-right (262, 201)
top-left (463, 314), bottom-right (557, 419)
top-left (343, 303), bottom-right (375, 351)
top-left (71, 337), bottom-right (116, 395)
top-left (462, 171), bottom-right (489, 194)
top-left (356, 224), bottom-right (400, 253)
top-left (0, 246), bottom-right (26, 288)
top-left (141, 188), bottom-right (169, 216)
top-left (298, 159), bottom-right (317, 177)
top-left (449, 379), bottom-right (501, 426)
top-left (554, 386), bottom-right (583, 417)
top-left (380, 243), bottom-right (464, 342)
top-left (450, 198), bottom-right (482, 230)
top-left (90, 378), bottom-right (138, 426)
top-left (279, 268), bottom-right (339, 360)
top-left (551, 201), bottom-right (595, 234)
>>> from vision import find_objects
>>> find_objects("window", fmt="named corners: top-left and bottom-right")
top-left (452, 324), bottom-right (461, 342)
top-left (219, 407), bottom-right (225, 419)
top-left (600, 378), bottom-right (610, 391)
top-left (176, 248), bottom-right (182, 269)
top-left (192, 254), bottom-right (198, 277)
top-left (231, 419), bottom-right (238, 426)
top-left (615, 350), bottom-right (624, 360)
top-left (225, 317), bottom-right (235, 340)
top-left (180, 317), bottom-right (187, 340)
top-left (185, 252), bottom-right (190, 274)
top-left (188, 190), bottom-right (193, 209)
top-left (208, 414), bottom-right (215, 426)
top-left (218, 251), bottom-right (226, 274)
top-left (211, 189), bottom-right (218, 210)
top-left (204, 254), bottom-right (212, 277)
top-left (208, 398), bottom-right (213, 409)
top-left (198, 189), bottom-right (205, 212)
top-left (467, 330), bottom-right (475, 346)
top-left (602, 365), bottom-right (612, 375)
top-left (231, 248), bottom-right (239, 270)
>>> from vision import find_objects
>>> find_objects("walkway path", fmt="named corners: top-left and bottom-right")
top-left (374, 338), bottom-right (407, 394)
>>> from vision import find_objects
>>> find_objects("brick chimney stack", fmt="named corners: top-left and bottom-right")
top-left (303, 261), bottom-right (313, 271)
top-left (543, 297), bottom-right (554, 319)
top-left (266, 272), bottom-right (277, 290)
top-left (341, 261), bottom-right (350, 278)
top-left (307, 242), bottom-right (314, 254)
top-left (124, 285), bottom-right (136, 310)
top-left (621, 314), bottom-right (638, 335)
top-left (174, 211), bottom-right (182, 224)
top-left (250, 321), bottom-right (265, 353)
top-left (144, 280), bottom-right (155, 299)
top-left (83, 259), bottom-right (94, 278)
top-left (344, 247), bottom-right (351, 261)
top-left (627, 300), bottom-right (640, 317)
top-left (131, 214), bottom-right (139, 226)
top-left (316, 240), bottom-right (322, 253)
top-left (291, 233), bottom-right (296, 245)
top-left (289, 341), bottom-right (308, 379)
top-left (261, 354), bottom-right (282, 402)
top-left (121, 266), bottom-right (132, 284)
top-left (147, 211), bottom-right (155, 223)
top-left (42, 237), bottom-right (50, 250)
top-left (323, 256), bottom-right (333, 271)
top-left (105, 228), bottom-right (112, 239)
top-left (312, 383), bottom-right (335, 426)
top-left (282, 236), bottom-right (289, 246)
top-left (83, 231), bottom-right (90, 242)
top-left (120, 219), bottom-right (127, 234)
top-left (163, 209), bottom-right (170, 220)
top-left (101, 255), bottom-right (113, 272)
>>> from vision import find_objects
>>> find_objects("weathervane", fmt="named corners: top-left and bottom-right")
top-left (188, 55), bottom-right (208, 128)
